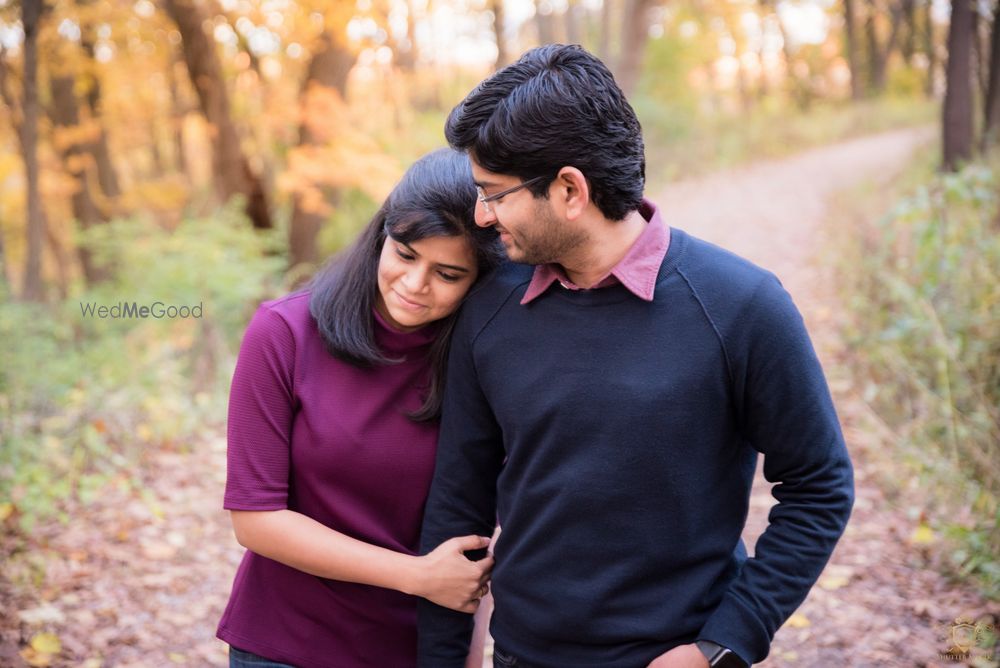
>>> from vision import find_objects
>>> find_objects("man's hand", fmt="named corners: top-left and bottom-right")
top-left (647, 643), bottom-right (710, 668)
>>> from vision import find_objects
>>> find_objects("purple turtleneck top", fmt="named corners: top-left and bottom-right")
top-left (218, 291), bottom-right (440, 668)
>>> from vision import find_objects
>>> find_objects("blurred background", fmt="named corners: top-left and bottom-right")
top-left (0, 0), bottom-right (997, 665)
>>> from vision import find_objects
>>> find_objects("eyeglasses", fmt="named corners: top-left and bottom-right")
top-left (476, 176), bottom-right (548, 214)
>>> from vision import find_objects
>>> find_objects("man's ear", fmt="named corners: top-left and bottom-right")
top-left (552, 167), bottom-right (589, 221)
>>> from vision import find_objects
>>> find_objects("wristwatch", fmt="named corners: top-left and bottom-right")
top-left (696, 640), bottom-right (748, 668)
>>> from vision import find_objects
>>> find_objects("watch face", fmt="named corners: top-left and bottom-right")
top-left (712, 649), bottom-right (748, 668)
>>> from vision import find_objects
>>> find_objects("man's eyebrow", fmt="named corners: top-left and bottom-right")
top-left (398, 241), bottom-right (473, 273)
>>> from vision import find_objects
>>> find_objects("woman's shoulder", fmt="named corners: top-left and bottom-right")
top-left (243, 290), bottom-right (318, 348)
top-left (256, 290), bottom-right (312, 325)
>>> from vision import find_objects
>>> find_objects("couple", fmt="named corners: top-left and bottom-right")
top-left (217, 45), bottom-right (854, 668)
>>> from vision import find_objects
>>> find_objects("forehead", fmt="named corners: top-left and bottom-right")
top-left (395, 234), bottom-right (476, 266)
top-left (469, 158), bottom-right (517, 186)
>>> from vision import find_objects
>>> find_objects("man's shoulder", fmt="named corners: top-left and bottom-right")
top-left (674, 229), bottom-right (774, 288)
top-left (672, 228), bottom-right (781, 300)
top-left (669, 228), bottom-right (792, 327)
top-left (455, 263), bottom-right (532, 332)
top-left (467, 262), bottom-right (533, 306)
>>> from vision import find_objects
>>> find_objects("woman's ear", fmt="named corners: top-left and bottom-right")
top-left (553, 167), bottom-right (589, 221)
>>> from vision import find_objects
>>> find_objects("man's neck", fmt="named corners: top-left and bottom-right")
top-left (559, 209), bottom-right (647, 288)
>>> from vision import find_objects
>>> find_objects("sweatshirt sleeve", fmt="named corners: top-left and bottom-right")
top-left (417, 308), bottom-right (506, 668)
top-left (224, 305), bottom-right (297, 511)
top-left (698, 274), bottom-right (855, 664)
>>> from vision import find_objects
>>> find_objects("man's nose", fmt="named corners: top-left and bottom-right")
top-left (475, 201), bottom-right (497, 228)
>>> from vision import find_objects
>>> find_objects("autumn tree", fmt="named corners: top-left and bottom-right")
top-left (616, 0), bottom-right (658, 95)
top-left (844, 0), bottom-right (865, 99)
top-left (20, 0), bottom-right (45, 300)
top-left (160, 0), bottom-right (272, 229)
top-left (47, 33), bottom-right (115, 284)
top-left (490, 0), bottom-right (509, 70)
top-left (288, 30), bottom-right (356, 270)
top-left (982, 1), bottom-right (1000, 148)
top-left (943, 0), bottom-right (974, 170)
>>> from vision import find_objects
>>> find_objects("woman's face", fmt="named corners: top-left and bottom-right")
top-left (376, 233), bottom-right (479, 331)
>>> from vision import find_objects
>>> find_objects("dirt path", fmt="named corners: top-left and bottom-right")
top-left (3, 127), bottom-right (994, 667)
top-left (660, 126), bottom-right (995, 667)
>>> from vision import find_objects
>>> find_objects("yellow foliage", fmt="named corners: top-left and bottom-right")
top-left (817, 575), bottom-right (850, 591)
top-left (30, 633), bottom-right (62, 655)
top-left (910, 523), bottom-right (936, 546)
top-left (119, 176), bottom-right (191, 215)
top-left (280, 139), bottom-right (399, 206)
top-left (51, 120), bottom-right (102, 153)
top-left (785, 613), bottom-right (811, 628)
top-left (0, 502), bottom-right (13, 521)
top-left (22, 633), bottom-right (62, 665)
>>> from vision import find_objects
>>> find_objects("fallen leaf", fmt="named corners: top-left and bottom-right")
top-left (786, 613), bottom-right (812, 628)
top-left (141, 540), bottom-right (177, 560)
top-left (136, 423), bottom-right (154, 441)
top-left (910, 524), bottom-right (936, 545)
top-left (0, 502), bottom-right (13, 521)
top-left (20, 648), bottom-right (52, 667)
top-left (819, 575), bottom-right (851, 590)
top-left (19, 604), bottom-right (66, 624)
top-left (30, 632), bottom-right (62, 655)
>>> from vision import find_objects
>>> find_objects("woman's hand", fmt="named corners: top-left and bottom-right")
top-left (410, 535), bottom-right (494, 613)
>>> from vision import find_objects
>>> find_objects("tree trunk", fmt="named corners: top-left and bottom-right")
top-left (288, 32), bottom-right (355, 271)
top-left (925, 0), bottom-right (939, 95)
top-left (490, 0), bottom-right (508, 70)
top-left (865, 2), bottom-right (880, 91)
top-left (845, 0), bottom-right (865, 99)
top-left (616, 0), bottom-right (655, 95)
top-left (982, 1), bottom-right (1000, 148)
top-left (902, 0), bottom-right (917, 65)
top-left (599, 0), bottom-right (614, 62)
top-left (869, 0), bottom-right (905, 93)
top-left (943, 0), bottom-right (975, 170)
top-left (535, 0), bottom-right (556, 45)
top-left (21, 0), bottom-right (45, 301)
top-left (49, 74), bottom-right (112, 284)
top-left (393, 0), bottom-right (418, 72)
top-left (565, 0), bottom-right (585, 46)
top-left (161, 0), bottom-right (272, 229)
top-left (167, 56), bottom-right (190, 176)
top-left (81, 36), bottom-right (121, 200)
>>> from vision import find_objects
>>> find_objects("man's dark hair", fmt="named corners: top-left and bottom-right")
top-left (445, 44), bottom-right (645, 221)
top-left (308, 148), bottom-right (503, 421)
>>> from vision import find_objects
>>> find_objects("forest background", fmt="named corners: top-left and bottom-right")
top-left (0, 0), bottom-right (997, 664)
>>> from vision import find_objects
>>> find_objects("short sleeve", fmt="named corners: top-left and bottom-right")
top-left (224, 305), bottom-right (297, 510)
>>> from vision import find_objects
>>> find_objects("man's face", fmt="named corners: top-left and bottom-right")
top-left (470, 160), bottom-right (588, 265)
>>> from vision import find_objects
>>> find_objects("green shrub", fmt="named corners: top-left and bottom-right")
top-left (840, 157), bottom-right (1000, 595)
top-left (0, 204), bottom-right (286, 530)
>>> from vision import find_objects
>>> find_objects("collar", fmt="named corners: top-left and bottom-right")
top-left (520, 198), bottom-right (670, 305)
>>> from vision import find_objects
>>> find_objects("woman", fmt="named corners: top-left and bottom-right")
top-left (217, 149), bottom-right (504, 668)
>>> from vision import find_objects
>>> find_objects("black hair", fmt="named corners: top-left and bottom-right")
top-left (445, 44), bottom-right (645, 221)
top-left (308, 148), bottom-right (503, 422)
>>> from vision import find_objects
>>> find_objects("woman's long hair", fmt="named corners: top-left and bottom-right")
top-left (309, 148), bottom-right (503, 421)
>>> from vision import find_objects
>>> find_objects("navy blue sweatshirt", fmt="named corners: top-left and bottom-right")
top-left (418, 227), bottom-right (854, 667)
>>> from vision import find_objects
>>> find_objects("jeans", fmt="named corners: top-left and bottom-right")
top-left (229, 645), bottom-right (297, 668)
top-left (493, 645), bottom-right (544, 668)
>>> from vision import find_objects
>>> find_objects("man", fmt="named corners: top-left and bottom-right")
top-left (419, 44), bottom-right (854, 668)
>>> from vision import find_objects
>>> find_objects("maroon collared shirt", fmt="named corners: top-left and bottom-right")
top-left (520, 198), bottom-right (670, 305)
